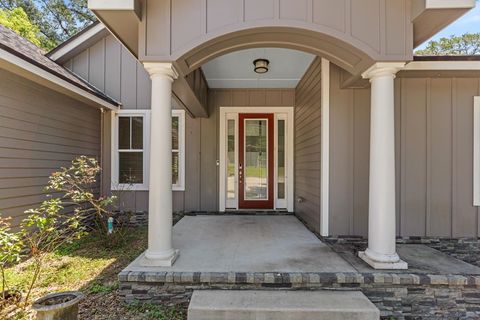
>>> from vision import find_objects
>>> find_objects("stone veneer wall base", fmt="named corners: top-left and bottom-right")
top-left (119, 271), bottom-right (480, 319)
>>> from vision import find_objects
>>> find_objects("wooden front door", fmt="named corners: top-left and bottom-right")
top-left (238, 113), bottom-right (274, 209)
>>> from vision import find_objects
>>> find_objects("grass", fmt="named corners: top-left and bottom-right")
top-left (1, 226), bottom-right (187, 320)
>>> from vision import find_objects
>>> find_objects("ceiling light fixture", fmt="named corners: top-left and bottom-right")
top-left (253, 59), bottom-right (269, 74)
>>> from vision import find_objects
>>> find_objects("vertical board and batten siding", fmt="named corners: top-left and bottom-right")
top-left (65, 34), bottom-right (153, 212)
top-left (294, 58), bottom-right (322, 233)
top-left (142, 0), bottom-right (412, 63)
top-left (64, 33), bottom-right (297, 215)
top-left (329, 64), bottom-right (370, 236)
top-left (397, 76), bottom-right (480, 238)
top-left (329, 63), bottom-right (480, 238)
top-left (0, 69), bottom-right (101, 228)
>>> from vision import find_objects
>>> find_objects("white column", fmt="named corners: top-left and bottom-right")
top-left (141, 62), bottom-right (179, 267)
top-left (358, 62), bottom-right (407, 270)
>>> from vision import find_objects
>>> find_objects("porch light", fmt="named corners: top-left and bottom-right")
top-left (253, 59), bottom-right (269, 74)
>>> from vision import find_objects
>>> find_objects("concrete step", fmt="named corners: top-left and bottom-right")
top-left (188, 290), bottom-right (379, 320)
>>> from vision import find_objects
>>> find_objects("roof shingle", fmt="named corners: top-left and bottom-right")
top-left (0, 24), bottom-right (119, 107)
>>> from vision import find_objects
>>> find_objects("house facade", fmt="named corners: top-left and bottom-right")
top-left (1, 0), bottom-right (480, 273)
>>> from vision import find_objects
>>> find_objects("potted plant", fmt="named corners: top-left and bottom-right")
top-left (32, 291), bottom-right (84, 320)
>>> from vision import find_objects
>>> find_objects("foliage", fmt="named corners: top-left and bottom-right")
top-left (0, 7), bottom-right (44, 47)
top-left (0, 216), bottom-right (22, 300)
top-left (46, 156), bottom-right (116, 235)
top-left (416, 33), bottom-right (480, 56)
top-left (18, 156), bottom-right (116, 306)
top-left (0, 0), bottom-right (96, 50)
top-left (2, 226), bottom-right (148, 319)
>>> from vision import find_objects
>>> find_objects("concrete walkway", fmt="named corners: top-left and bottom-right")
top-left (127, 215), bottom-right (356, 273)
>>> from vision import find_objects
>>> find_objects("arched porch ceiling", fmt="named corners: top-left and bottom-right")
top-left (173, 27), bottom-right (374, 77)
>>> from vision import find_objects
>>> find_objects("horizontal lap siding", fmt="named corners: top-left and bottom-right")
top-left (0, 69), bottom-right (101, 228)
top-left (294, 58), bottom-right (321, 233)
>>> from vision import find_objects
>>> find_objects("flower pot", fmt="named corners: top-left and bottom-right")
top-left (32, 291), bottom-right (84, 320)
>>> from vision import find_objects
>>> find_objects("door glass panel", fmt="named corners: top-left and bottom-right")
top-left (227, 119), bottom-right (236, 200)
top-left (277, 119), bottom-right (285, 199)
top-left (244, 119), bottom-right (268, 200)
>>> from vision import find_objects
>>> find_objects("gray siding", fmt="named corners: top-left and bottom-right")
top-left (294, 58), bottom-right (322, 233)
top-left (397, 76), bottom-right (480, 238)
top-left (65, 34), bottom-right (151, 110)
top-left (66, 34), bottom-right (152, 213)
top-left (329, 64), bottom-right (480, 238)
top-left (194, 88), bottom-right (295, 212)
top-left (142, 0), bottom-right (412, 68)
top-left (0, 69), bottom-right (101, 228)
top-left (329, 64), bottom-right (370, 236)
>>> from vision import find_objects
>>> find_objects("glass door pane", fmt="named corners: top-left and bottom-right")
top-left (244, 119), bottom-right (268, 200)
top-left (227, 119), bottom-right (236, 200)
top-left (277, 119), bottom-right (286, 199)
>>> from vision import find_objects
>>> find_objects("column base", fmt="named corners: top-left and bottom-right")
top-left (140, 249), bottom-right (180, 267)
top-left (358, 250), bottom-right (408, 270)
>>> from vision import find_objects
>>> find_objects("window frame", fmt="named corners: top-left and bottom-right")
top-left (172, 109), bottom-right (186, 191)
top-left (111, 110), bottom-right (151, 191)
top-left (111, 109), bottom-right (186, 192)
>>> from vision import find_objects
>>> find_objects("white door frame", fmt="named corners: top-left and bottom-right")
top-left (219, 106), bottom-right (294, 212)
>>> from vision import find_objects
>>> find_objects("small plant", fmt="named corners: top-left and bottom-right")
top-left (19, 156), bottom-right (117, 307)
top-left (46, 156), bottom-right (117, 236)
top-left (0, 216), bottom-right (22, 300)
top-left (20, 197), bottom-right (87, 306)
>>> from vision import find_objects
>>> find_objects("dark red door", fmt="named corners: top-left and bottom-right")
top-left (238, 113), bottom-right (274, 209)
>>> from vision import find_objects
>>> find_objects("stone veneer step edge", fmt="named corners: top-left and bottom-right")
top-left (118, 271), bottom-right (480, 287)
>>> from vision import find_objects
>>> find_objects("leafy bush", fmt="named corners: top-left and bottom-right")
top-left (0, 217), bottom-right (22, 300)
top-left (9, 156), bottom-right (117, 307)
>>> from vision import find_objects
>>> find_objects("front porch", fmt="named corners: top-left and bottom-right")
top-left (125, 215), bottom-right (355, 273)
top-left (122, 214), bottom-right (480, 277)
top-left (119, 215), bottom-right (480, 318)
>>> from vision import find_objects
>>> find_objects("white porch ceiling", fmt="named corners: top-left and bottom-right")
top-left (201, 48), bottom-right (315, 89)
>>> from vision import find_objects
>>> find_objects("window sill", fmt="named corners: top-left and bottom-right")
top-left (111, 185), bottom-right (185, 192)
top-left (111, 184), bottom-right (149, 191)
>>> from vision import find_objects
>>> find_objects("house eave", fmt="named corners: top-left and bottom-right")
top-left (47, 23), bottom-right (109, 64)
top-left (0, 47), bottom-right (119, 110)
top-left (88, 0), bottom-right (141, 57)
top-left (412, 0), bottom-right (476, 48)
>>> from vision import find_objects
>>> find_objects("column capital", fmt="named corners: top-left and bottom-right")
top-left (143, 62), bottom-right (179, 81)
top-left (362, 62), bottom-right (406, 80)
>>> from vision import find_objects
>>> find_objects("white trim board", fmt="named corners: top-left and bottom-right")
top-left (219, 106), bottom-right (295, 212)
top-left (111, 109), bottom-right (151, 191)
top-left (320, 58), bottom-right (330, 236)
top-left (48, 23), bottom-right (107, 62)
top-left (0, 48), bottom-right (117, 110)
top-left (474, 96), bottom-right (480, 206)
top-left (111, 109), bottom-right (185, 192)
top-left (404, 61), bottom-right (480, 71)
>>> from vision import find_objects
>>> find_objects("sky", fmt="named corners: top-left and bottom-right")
top-left (416, 4), bottom-right (480, 49)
